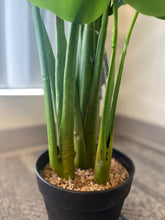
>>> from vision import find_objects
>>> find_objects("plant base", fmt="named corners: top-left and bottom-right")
top-left (40, 159), bottom-right (129, 191)
top-left (35, 149), bottom-right (135, 220)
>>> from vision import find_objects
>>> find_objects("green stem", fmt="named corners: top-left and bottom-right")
top-left (32, 6), bottom-right (59, 172)
top-left (41, 21), bottom-right (56, 114)
top-left (109, 11), bottom-right (139, 136)
top-left (84, 7), bottom-right (109, 168)
top-left (76, 25), bottom-right (84, 94)
top-left (74, 87), bottom-right (87, 169)
top-left (95, 0), bottom-right (118, 185)
top-left (79, 22), bottom-right (95, 121)
top-left (74, 25), bottom-right (88, 169)
top-left (59, 23), bottom-right (79, 179)
top-left (55, 16), bottom-right (67, 140)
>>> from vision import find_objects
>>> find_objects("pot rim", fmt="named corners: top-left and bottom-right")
top-left (35, 148), bottom-right (135, 195)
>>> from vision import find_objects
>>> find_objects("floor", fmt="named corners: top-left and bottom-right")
top-left (0, 135), bottom-right (165, 220)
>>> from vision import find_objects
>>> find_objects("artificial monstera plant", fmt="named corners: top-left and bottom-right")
top-left (28, 0), bottom-right (165, 185)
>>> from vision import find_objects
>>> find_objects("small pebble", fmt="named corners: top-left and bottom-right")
top-left (40, 158), bottom-right (129, 192)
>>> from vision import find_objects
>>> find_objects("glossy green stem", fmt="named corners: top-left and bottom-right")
top-left (55, 17), bottom-right (67, 140)
top-left (109, 11), bottom-right (139, 136)
top-left (32, 6), bottom-right (59, 172)
top-left (74, 87), bottom-right (87, 169)
top-left (95, 0), bottom-right (118, 185)
top-left (59, 23), bottom-right (79, 179)
top-left (76, 25), bottom-right (84, 93)
top-left (79, 22), bottom-right (95, 121)
top-left (84, 7), bottom-right (109, 168)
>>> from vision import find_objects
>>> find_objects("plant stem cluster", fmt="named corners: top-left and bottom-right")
top-left (32, 0), bottom-right (138, 185)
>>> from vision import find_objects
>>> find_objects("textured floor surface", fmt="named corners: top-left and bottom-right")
top-left (0, 135), bottom-right (165, 220)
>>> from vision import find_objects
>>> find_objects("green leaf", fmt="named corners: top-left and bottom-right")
top-left (157, 16), bottom-right (165, 20)
top-left (28, 0), bottom-right (110, 24)
top-left (124, 0), bottom-right (165, 17)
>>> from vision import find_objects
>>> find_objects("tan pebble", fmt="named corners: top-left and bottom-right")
top-left (40, 159), bottom-right (129, 192)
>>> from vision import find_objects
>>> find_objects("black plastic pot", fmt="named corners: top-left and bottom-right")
top-left (35, 149), bottom-right (135, 220)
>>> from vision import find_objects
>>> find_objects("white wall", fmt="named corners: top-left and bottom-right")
top-left (106, 5), bottom-right (165, 127)
top-left (0, 96), bottom-right (46, 130)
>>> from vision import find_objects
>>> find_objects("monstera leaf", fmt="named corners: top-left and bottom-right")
top-left (28, 0), bottom-right (110, 24)
top-left (124, 0), bottom-right (165, 18)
